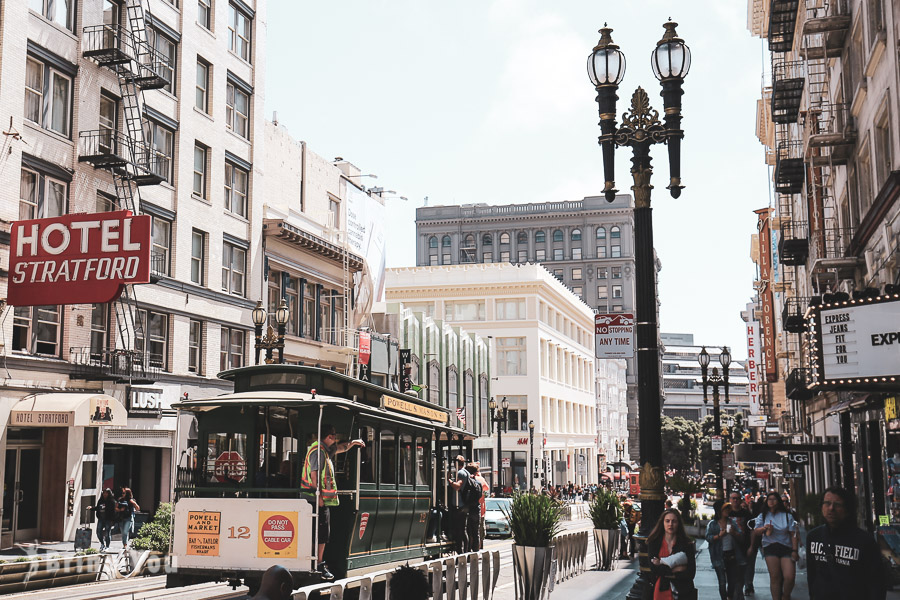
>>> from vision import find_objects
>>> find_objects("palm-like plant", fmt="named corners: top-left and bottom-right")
top-left (588, 486), bottom-right (623, 530)
top-left (503, 493), bottom-right (562, 547)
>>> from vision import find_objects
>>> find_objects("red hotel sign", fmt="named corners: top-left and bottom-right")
top-left (755, 208), bottom-right (778, 382)
top-left (9, 211), bottom-right (151, 306)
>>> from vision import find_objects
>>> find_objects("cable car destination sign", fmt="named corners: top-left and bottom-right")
top-left (9, 210), bottom-right (151, 306)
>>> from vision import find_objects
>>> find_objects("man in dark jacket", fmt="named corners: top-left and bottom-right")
top-left (806, 486), bottom-right (886, 600)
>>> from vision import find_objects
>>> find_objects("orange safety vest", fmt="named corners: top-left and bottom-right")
top-left (300, 442), bottom-right (339, 506)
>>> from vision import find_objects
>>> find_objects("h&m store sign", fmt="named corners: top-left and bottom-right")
top-left (8, 211), bottom-right (151, 306)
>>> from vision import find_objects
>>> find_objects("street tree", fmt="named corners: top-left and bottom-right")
top-left (660, 416), bottom-right (700, 473)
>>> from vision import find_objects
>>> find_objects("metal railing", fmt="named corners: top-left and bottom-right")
top-left (150, 250), bottom-right (168, 279)
top-left (810, 226), bottom-right (854, 262)
top-left (553, 531), bottom-right (589, 584)
top-left (804, 102), bottom-right (854, 150)
top-left (782, 296), bottom-right (812, 333)
top-left (786, 367), bottom-right (815, 400)
top-left (69, 347), bottom-right (162, 382)
top-left (82, 24), bottom-right (172, 89)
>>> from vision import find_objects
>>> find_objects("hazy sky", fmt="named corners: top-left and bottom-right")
top-left (266, 1), bottom-right (772, 359)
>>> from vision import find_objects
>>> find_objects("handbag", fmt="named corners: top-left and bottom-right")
top-left (672, 587), bottom-right (698, 600)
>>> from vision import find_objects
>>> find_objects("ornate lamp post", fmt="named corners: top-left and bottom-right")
top-left (528, 420), bottom-right (535, 491)
top-left (588, 21), bottom-right (690, 599)
top-left (252, 298), bottom-right (291, 364)
top-left (699, 346), bottom-right (731, 500)
top-left (489, 397), bottom-right (509, 495)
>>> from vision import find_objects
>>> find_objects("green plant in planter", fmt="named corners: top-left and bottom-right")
top-left (588, 487), bottom-right (623, 530)
top-left (503, 493), bottom-right (562, 547)
top-left (131, 502), bottom-right (173, 554)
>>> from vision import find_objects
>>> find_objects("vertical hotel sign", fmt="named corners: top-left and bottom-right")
top-left (745, 321), bottom-right (763, 414)
top-left (755, 208), bottom-right (778, 382)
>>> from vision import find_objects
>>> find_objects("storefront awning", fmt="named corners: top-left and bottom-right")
top-left (9, 393), bottom-right (127, 427)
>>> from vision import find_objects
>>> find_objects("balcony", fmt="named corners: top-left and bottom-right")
top-left (779, 220), bottom-right (810, 266)
top-left (800, 0), bottom-right (851, 60)
top-left (78, 131), bottom-right (165, 186)
top-left (769, 0), bottom-right (800, 52)
top-left (782, 296), bottom-right (811, 333)
top-left (69, 347), bottom-right (161, 385)
top-left (150, 250), bottom-right (168, 281)
top-left (772, 61), bottom-right (805, 124)
top-left (803, 103), bottom-right (856, 163)
top-left (809, 226), bottom-right (860, 276)
top-left (775, 141), bottom-right (805, 194)
top-left (785, 367), bottom-right (815, 400)
top-left (82, 25), bottom-right (171, 90)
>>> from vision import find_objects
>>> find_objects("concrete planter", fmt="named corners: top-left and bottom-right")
top-left (511, 544), bottom-right (555, 600)
top-left (593, 529), bottom-right (621, 571)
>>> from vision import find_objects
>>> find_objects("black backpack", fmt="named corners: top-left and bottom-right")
top-left (461, 471), bottom-right (483, 506)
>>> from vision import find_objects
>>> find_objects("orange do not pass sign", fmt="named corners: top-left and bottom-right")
top-left (186, 511), bottom-right (220, 556)
top-left (257, 511), bottom-right (298, 558)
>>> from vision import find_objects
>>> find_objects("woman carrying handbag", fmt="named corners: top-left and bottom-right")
top-left (647, 508), bottom-right (697, 600)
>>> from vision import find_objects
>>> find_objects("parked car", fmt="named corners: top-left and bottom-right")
top-left (484, 498), bottom-right (513, 538)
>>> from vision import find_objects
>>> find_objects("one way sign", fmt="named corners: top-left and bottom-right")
top-left (787, 452), bottom-right (809, 465)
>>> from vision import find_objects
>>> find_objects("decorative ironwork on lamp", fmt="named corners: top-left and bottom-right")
top-left (252, 298), bottom-right (290, 365)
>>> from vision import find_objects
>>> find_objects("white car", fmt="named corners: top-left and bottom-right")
top-left (484, 498), bottom-right (513, 538)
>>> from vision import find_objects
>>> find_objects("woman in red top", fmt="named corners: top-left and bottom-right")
top-left (647, 508), bottom-right (697, 600)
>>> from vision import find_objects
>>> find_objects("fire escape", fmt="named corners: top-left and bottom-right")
top-left (72, 0), bottom-right (171, 384)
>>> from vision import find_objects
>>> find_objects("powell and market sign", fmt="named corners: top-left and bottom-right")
top-left (809, 293), bottom-right (900, 390)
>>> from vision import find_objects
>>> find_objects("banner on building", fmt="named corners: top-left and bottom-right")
top-left (345, 184), bottom-right (387, 316)
top-left (755, 208), bottom-right (778, 382)
top-left (745, 321), bottom-right (763, 414)
top-left (9, 211), bottom-right (151, 306)
top-left (595, 313), bottom-right (635, 359)
top-left (810, 294), bottom-right (900, 388)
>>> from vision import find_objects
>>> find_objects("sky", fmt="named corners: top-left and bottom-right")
top-left (265, 0), bottom-right (773, 360)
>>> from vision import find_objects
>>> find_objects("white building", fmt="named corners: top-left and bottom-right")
top-left (386, 262), bottom-right (624, 489)
top-left (596, 358), bottom-right (629, 469)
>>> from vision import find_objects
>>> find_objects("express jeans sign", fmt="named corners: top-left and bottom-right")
top-left (9, 210), bottom-right (151, 306)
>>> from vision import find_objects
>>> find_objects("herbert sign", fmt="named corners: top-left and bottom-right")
top-left (595, 313), bottom-right (635, 359)
top-left (811, 295), bottom-right (900, 387)
top-left (9, 210), bottom-right (151, 306)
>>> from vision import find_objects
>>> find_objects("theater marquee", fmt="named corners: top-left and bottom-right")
top-left (8, 210), bottom-right (151, 306)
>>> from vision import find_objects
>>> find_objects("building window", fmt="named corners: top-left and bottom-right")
top-left (329, 197), bottom-right (340, 228)
top-left (517, 250), bottom-right (527, 262)
top-left (598, 267), bottom-right (607, 279)
top-left (226, 82), bottom-right (250, 138)
top-left (428, 236), bottom-right (438, 248)
top-left (220, 327), bottom-right (245, 370)
top-left (857, 145), bottom-right (873, 215)
top-left (443, 253), bottom-right (451, 265)
top-left (135, 309), bottom-right (168, 370)
top-left (89, 303), bottom-right (108, 358)
top-left (189, 320), bottom-right (203, 374)
top-left (612, 285), bottom-right (623, 299)
top-left (96, 192), bottom-right (119, 212)
top-left (195, 59), bottom-right (210, 112)
top-left (611, 245), bottom-right (621, 258)
top-left (552, 268), bottom-right (563, 279)
top-left (597, 246), bottom-right (607, 258)
top-left (612, 266), bottom-right (622, 279)
top-left (144, 119), bottom-right (174, 182)
top-left (572, 268), bottom-right (583, 280)
top-left (429, 255), bottom-right (438, 265)
top-left (19, 167), bottom-right (66, 220)
top-left (552, 229), bottom-right (564, 242)
top-left (571, 229), bottom-right (582, 241)
top-left (147, 27), bottom-right (177, 94)
top-left (222, 241), bottom-right (247, 296)
top-left (442, 235), bottom-right (451, 247)
top-left (500, 251), bottom-right (510, 262)
top-left (517, 231), bottom-right (527, 244)
top-left (445, 301), bottom-right (485, 321)
top-left (874, 102), bottom-right (892, 189)
top-left (193, 143), bottom-right (208, 198)
top-left (535, 231), bottom-right (546, 243)
top-left (535, 249), bottom-right (546, 261)
top-left (29, 0), bottom-right (74, 29)
top-left (572, 286), bottom-right (583, 297)
top-left (99, 94), bottom-right (118, 154)
top-left (596, 227), bottom-right (606, 239)
top-left (151, 215), bottom-right (171, 276)
top-left (483, 252), bottom-right (492, 263)
top-left (224, 161), bottom-right (249, 218)
top-left (191, 229), bottom-right (206, 285)
top-left (496, 299), bottom-right (526, 320)
top-left (496, 337), bottom-right (526, 376)
top-left (867, 0), bottom-right (885, 46)
top-left (198, 0), bottom-right (212, 29)
top-left (572, 247), bottom-right (582, 260)
top-left (13, 305), bottom-right (60, 356)
top-left (228, 3), bottom-right (251, 62)
top-left (598, 285), bottom-right (608, 300)
top-left (482, 234), bottom-right (493, 246)
top-left (24, 57), bottom-right (72, 137)
top-left (302, 281), bottom-right (316, 337)
top-left (500, 232), bottom-right (510, 244)
top-left (612, 304), bottom-right (623, 312)
top-left (611, 226), bottom-right (621, 239)
top-left (553, 248), bottom-right (563, 260)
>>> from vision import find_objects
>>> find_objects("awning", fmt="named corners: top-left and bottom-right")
top-left (9, 393), bottom-right (127, 427)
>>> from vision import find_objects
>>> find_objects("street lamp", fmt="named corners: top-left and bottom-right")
top-left (489, 397), bottom-right (509, 495)
top-left (528, 420), bottom-right (535, 491)
top-left (589, 21), bottom-right (689, 599)
top-left (252, 298), bottom-right (291, 364)
top-left (699, 346), bottom-right (731, 501)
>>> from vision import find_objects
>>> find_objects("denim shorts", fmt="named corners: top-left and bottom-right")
top-left (762, 542), bottom-right (792, 558)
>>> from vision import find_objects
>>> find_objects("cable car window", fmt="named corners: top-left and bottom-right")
top-left (205, 432), bottom-right (248, 484)
top-left (400, 433), bottom-right (415, 485)
top-left (380, 429), bottom-right (397, 485)
top-left (249, 372), bottom-right (307, 388)
top-left (359, 425), bottom-right (376, 484)
top-left (416, 436), bottom-right (429, 486)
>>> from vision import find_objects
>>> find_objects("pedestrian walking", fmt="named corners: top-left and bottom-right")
top-left (648, 508), bottom-right (697, 600)
top-left (753, 491), bottom-right (799, 600)
top-left (447, 455), bottom-right (480, 553)
top-left (706, 501), bottom-right (746, 600)
top-left (89, 488), bottom-right (116, 551)
top-left (469, 462), bottom-right (489, 551)
top-left (806, 486), bottom-right (886, 600)
top-left (115, 487), bottom-right (140, 547)
top-left (744, 495), bottom-right (767, 595)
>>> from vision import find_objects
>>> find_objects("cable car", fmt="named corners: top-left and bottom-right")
top-left (168, 364), bottom-right (474, 592)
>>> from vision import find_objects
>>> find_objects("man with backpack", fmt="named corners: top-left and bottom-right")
top-left (470, 462), bottom-right (489, 551)
top-left (448, 455), bottom-right (481, 553)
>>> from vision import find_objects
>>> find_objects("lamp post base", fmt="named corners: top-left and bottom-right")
top-left (625, 532), bottom-right (652, 600)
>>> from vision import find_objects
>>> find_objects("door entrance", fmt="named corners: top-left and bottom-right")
top-left (3, 446), bottom-right (42, 542)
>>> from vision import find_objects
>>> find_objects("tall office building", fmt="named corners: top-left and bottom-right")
top-left (415, 195), bottom-right (641, 460)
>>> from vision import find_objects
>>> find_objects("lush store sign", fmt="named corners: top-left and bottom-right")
top-left (9, 211), bottom-right (151, 306)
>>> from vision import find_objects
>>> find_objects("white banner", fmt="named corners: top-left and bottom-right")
top-left (745, 321), bottom-right (763, 414)
top-left (817, 298), bottom-right (900, 381)
top-left (345, 184), bottom-right (387, 316)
